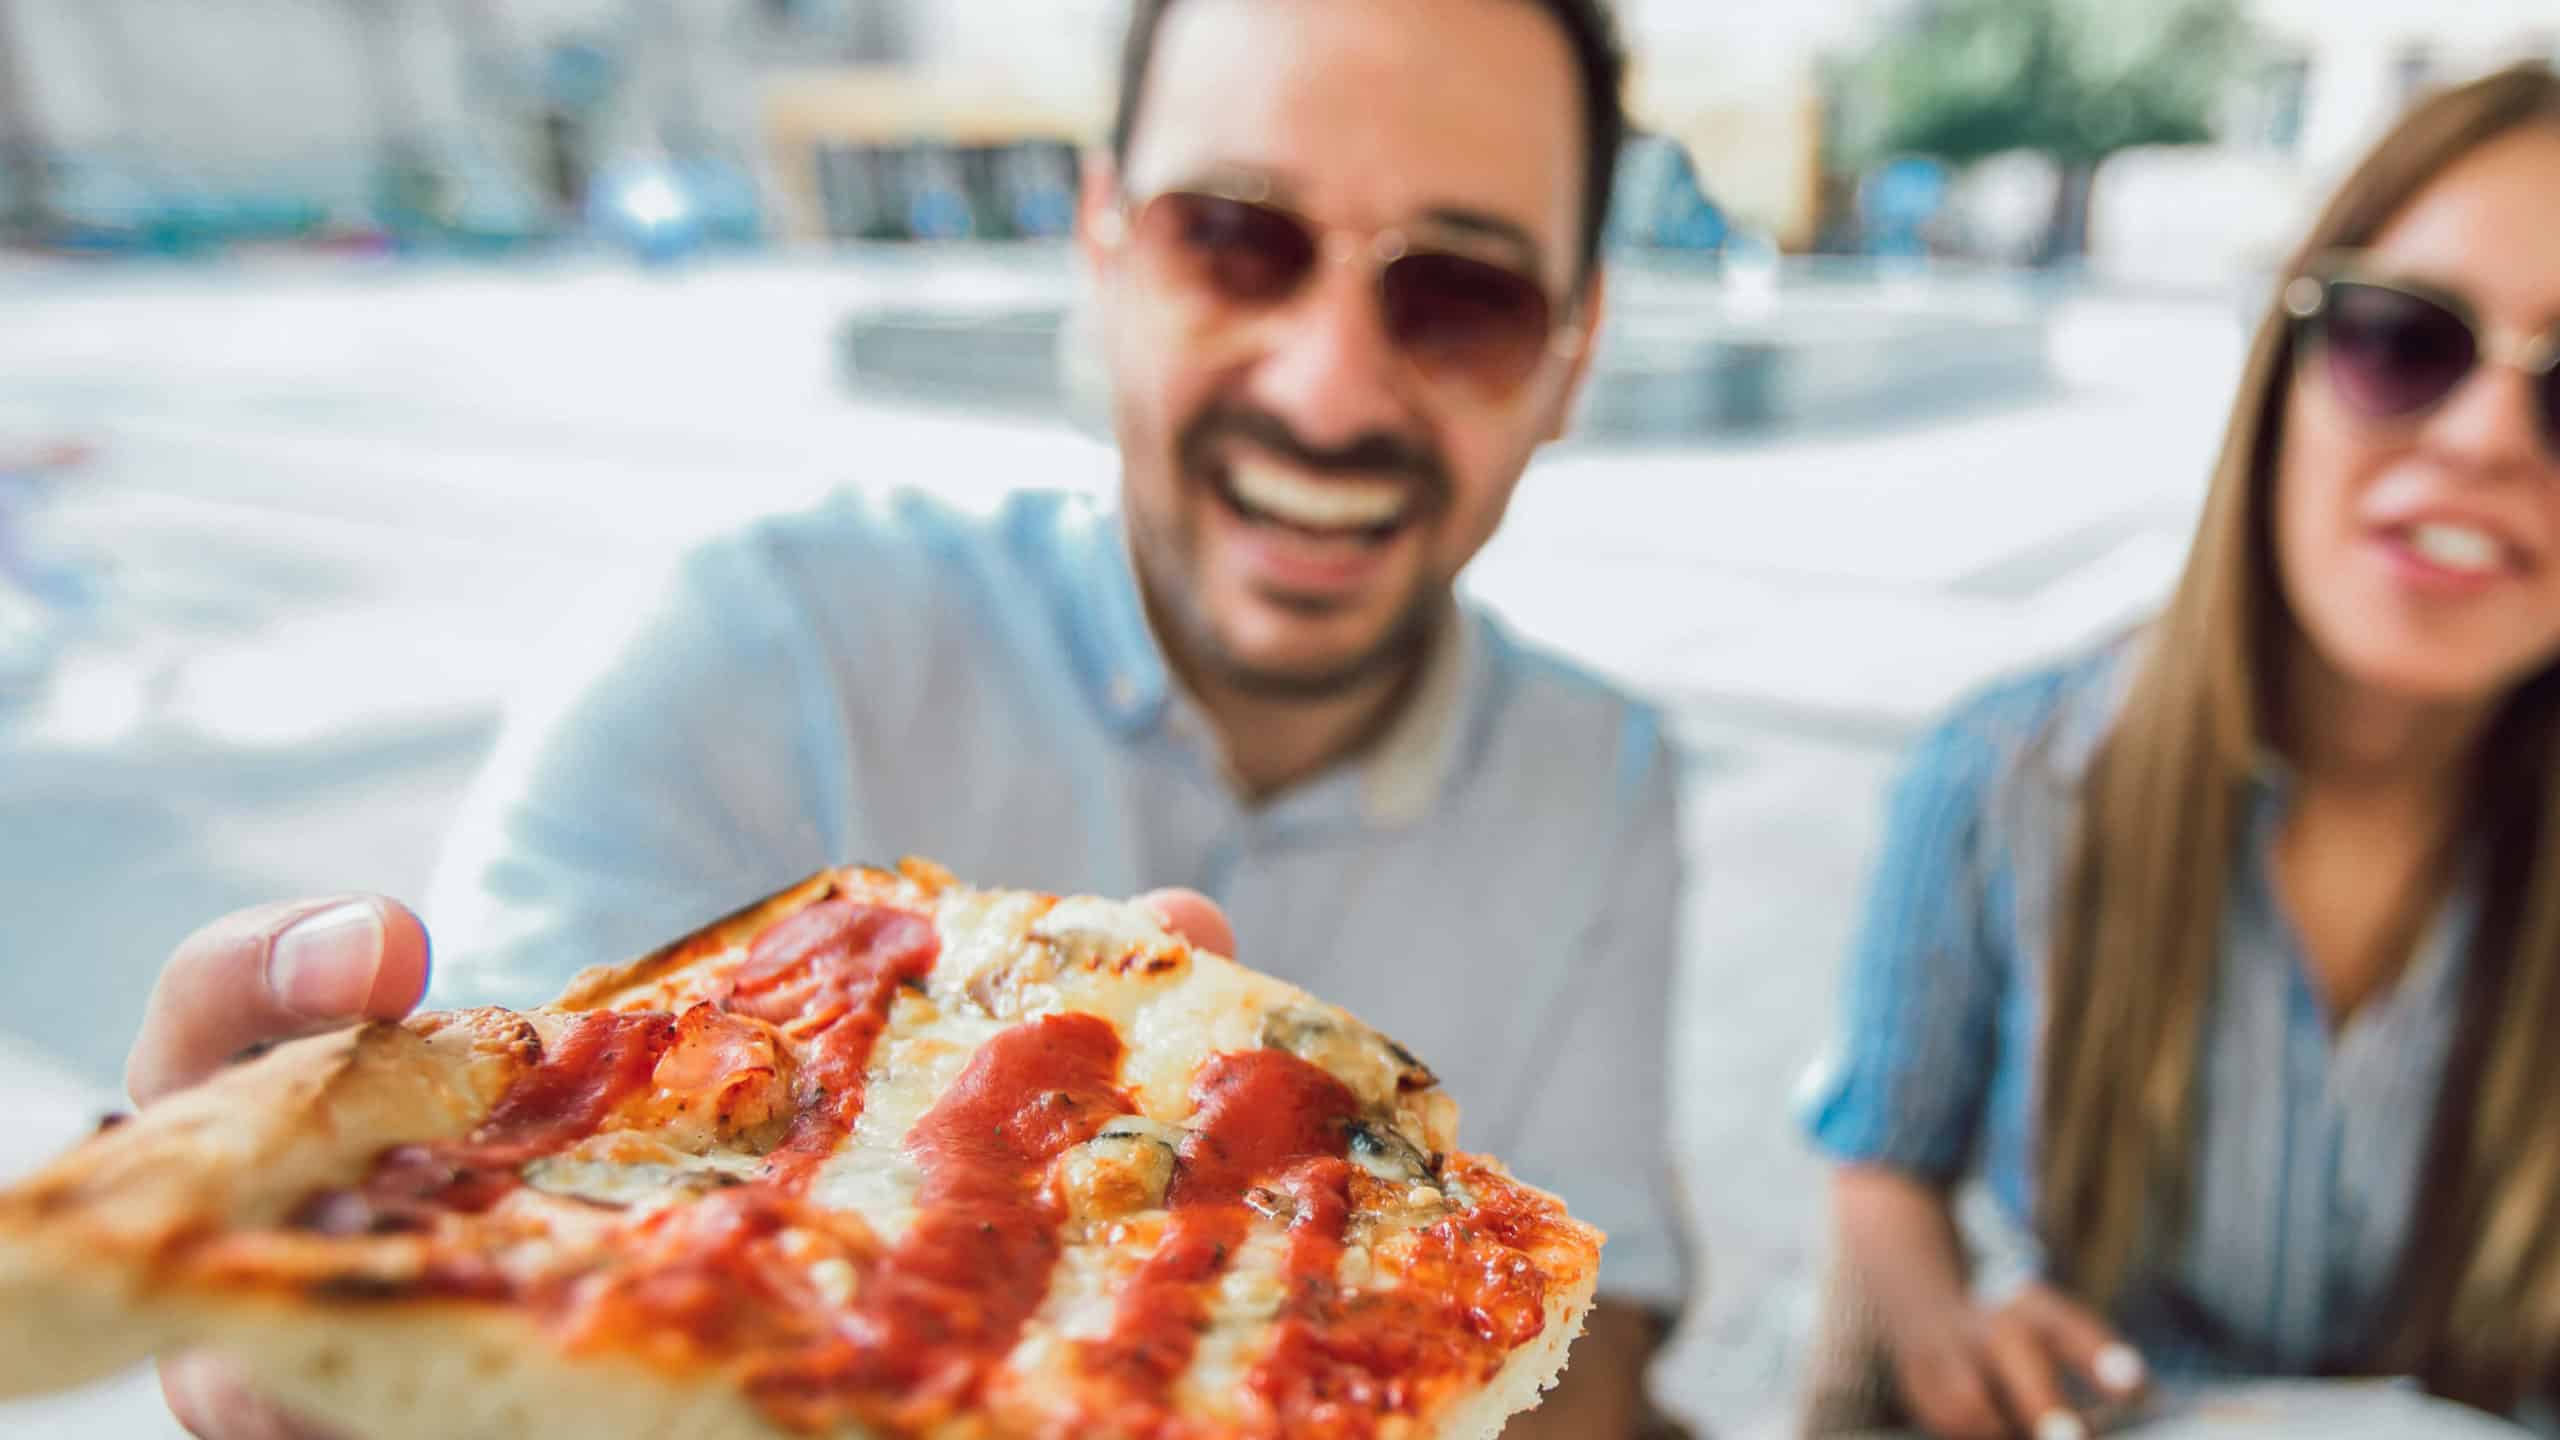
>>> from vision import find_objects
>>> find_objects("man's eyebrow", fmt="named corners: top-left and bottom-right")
top-left (1417, 207), bottom-right (1547, 271)
top-left (1159, 161), bottom-right (1301, 203)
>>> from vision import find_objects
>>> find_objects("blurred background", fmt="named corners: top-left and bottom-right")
top-left (2, 0), bottom-right (2556, 1435)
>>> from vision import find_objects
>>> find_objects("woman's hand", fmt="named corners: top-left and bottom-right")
top-left (1886, 1281), bottom-right (2147, 1440)
top-left (1834, 1165), bottom-right (2146, 1439)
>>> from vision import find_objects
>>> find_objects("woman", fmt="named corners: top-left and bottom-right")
top-left (1803, 63), bottom-right (2560, 1440)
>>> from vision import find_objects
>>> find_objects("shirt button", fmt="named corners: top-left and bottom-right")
top-left (1110, 674), bottom-right (1140, 711)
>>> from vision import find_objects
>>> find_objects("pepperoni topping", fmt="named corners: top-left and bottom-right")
top-left (291, 1011), bottom-right (681, 1234)
top-left (1082, 1050), bottom-right (1361, 1414)
top-left (1247, 1161), bottom-right (1565, 1440)
top-left (474, 1011), bottom-right (682, 1164)
top-left (726, 900), bottom-right (940, 1191)
top-left (550, 1184), bottom-right (875, 1364)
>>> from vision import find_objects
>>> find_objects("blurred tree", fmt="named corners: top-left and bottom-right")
top-left (0, 0), bottom-right (44, 244)
top-left (343, 0), bottom-right (426, 167)
top-left (1847, 0), bottom-right (2247, 262)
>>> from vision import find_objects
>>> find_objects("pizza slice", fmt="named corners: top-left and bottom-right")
top-left (0, 860), bottom-right (1603, 1439)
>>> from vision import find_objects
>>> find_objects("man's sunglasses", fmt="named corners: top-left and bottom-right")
top-left (1100, 180), bottom-right (1578, 396)
top-left (2283, 265), bottom-right (2560, 458)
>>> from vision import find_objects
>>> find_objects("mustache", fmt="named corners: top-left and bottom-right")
top-left (1178, 402), bottom-right (1451, 507)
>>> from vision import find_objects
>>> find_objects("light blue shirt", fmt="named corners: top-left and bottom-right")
top-left (1802, 644), bottom-right (2470, 1379)
top-left (427, 487), bottom-right (1691, 1308)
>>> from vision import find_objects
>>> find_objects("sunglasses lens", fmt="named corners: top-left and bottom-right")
top-left (2539, 363), bottom-right (2560, 453)
top-left (2317, 280), bottom-right (2478, 419)
top-left (1138, 193), bottom-right (1317, 307)
top-left (1380, 251), bottom-right (1556, 391)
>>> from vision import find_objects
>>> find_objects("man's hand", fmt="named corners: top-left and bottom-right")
top-left (1887, 1283), bottom-right (2146, 1440)
top-left (128, 896), bottom-right (430, 1439)
top-left (126, 898), bottom-right (431, 1106)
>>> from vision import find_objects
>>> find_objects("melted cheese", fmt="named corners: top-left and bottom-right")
top-left (1176, 1221), bottom-right (1296, 1422)
top-left (801, 996), bottom-right (1006, 1245)
top-left (520, 1134), bottom-right (765, 1211)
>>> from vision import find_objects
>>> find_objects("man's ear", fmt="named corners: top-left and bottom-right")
top-left (1545, 265), bottom-right (1609, 444)
top-left (1078, 148), bottom-right (1127, 278)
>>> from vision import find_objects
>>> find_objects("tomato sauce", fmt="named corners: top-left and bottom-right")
top-left (730, 1012), bottom-right (1128, 1432)
top-left (722, 900), bottom-right (941, 1192)
top-left (1081, 1050), bottom-right (1360, 1422)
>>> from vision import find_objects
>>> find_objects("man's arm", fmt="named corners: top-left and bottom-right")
top-left (425, 535), bottom-right (843, 1004)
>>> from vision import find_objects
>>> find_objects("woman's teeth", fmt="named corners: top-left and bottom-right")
top-left (1225, 460), bottom-right (1410, 533)
top-left (2409, 522), bottom-right (2503, 575)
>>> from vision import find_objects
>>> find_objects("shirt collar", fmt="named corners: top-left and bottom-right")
top-left (1065, 508), bottom-right (1479, 827)
top-left (1353, 605), bottom-right (1477, 827)
top-left (2043, 636), bottom-right (2142, 783)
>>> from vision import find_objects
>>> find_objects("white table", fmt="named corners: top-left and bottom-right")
top-left (1852, 1379), bottom-right (2532, 1438)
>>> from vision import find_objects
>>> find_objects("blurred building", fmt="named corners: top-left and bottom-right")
top-left (1, 0), bottom-right (774, 247)
top-left (2090, 0), bottom-right (2559, 292)
top-left (1618, 0), bottom-right (1883, 252)
top-left (20, 0), bottom-right (2537, 264)
top-left (755, 0), bottom-right (1869, 250)
top-left (2237, 0), bottom-right (2558, 175)
top-left (754, 0), bottom-right (1118, 243)
top-left (0, 0), bottom-right (1892, 254)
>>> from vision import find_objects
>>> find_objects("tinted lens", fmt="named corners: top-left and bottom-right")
top-left (1136, 192), bottom-right (1317, 307)
top-left (2317, 280), bottom-right (2478, 419)
top-left (1379, 250), bottom-right (1555, 392)
top-left (2539, 360), bottom-right (2560, 455)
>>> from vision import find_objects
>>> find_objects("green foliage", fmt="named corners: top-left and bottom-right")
top-left (1851, 0), bottom-right (2247, 169)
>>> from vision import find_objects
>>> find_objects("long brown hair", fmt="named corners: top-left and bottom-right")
top-left (2037, 61), bottom-right (2560, 1408)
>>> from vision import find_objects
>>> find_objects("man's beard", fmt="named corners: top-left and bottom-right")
top-left (1141, 398), bottom-right (1454, 701)
top-left (1178, 581), bottom-right (1446, 701)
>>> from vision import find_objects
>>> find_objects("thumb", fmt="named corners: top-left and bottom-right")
top-left (125, 897), bottom-right (431, 1106)
top-left (1138, 888), bottom-right (1237, 959)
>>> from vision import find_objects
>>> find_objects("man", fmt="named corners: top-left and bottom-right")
top-left (126, 1), bottom-right (1692, 1434)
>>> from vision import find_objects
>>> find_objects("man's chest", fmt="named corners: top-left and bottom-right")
top-left (826, 760), bottom-right (1599, 1100)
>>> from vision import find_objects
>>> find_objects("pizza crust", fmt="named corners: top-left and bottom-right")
top-left (0, 863), bottom-right (1602, 1437)
top-left (1434, 1288), bottom-right (1592, 1440)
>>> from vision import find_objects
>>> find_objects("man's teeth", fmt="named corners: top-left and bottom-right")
top-left (1227, 461), bottom-right (1409, 532)
top-left (2410, 522), bottom-right (2504, 575)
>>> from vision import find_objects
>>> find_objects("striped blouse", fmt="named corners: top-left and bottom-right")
top-left (1801, 643), bottom-right (2473, 1379)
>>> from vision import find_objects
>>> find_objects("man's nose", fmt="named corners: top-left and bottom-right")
top-left (1237, 250), bottom-right (1418, 455)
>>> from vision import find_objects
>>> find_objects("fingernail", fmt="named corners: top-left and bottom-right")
top-left (2036, 1413), bottom-right (2089, 1440)
top-left (268, 900), bottom-right (386, 1019)
top-left (2095, 1343), bottom-right (2147, 1393)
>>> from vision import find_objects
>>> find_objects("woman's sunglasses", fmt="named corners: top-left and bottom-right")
top-left (2283, 266), bottom-right (2560, 458)
top-left (1100, 181), bottom-right (1577, 397)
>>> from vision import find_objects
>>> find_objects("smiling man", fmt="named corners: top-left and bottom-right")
top-left (418, 0), bottom-right (1693, 1432)
top-left (117, 3), bottom-right (1693, 1436)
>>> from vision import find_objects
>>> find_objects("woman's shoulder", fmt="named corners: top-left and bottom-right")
top-left (1897, 640), bottom-right (2134, 823)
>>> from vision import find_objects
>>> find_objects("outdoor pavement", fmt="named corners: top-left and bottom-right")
top-left (0, 251), bottom-right (2250, 1437)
